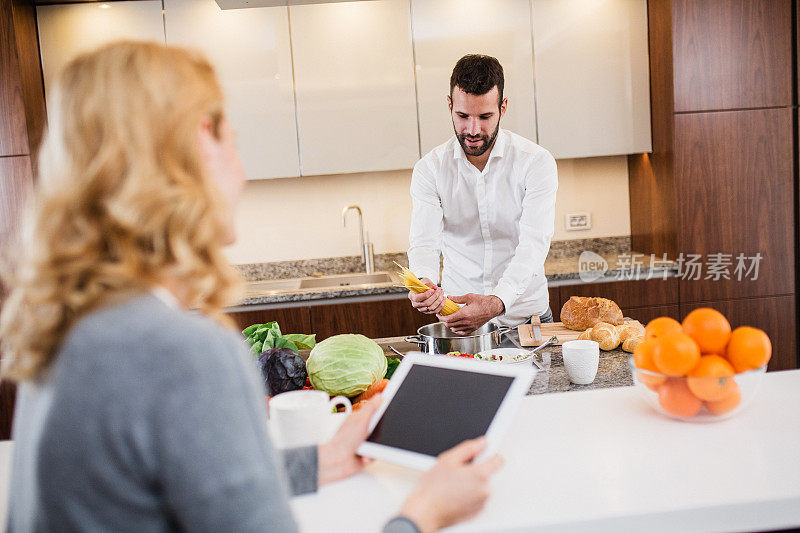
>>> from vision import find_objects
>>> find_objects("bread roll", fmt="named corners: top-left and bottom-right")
top-left (617, 322), bottom-right (644, 343)
top-left (589, 322), bottom-right (621, 351)
top-left (622, 336), bottom-right (644, 353)
top-left (577, 329), bottom-right (592, 340)
top-left (560, 296), bottom-right (624, 331)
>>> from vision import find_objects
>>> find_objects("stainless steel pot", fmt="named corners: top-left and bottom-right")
top-left (405, 322), bottom-right (512, 355)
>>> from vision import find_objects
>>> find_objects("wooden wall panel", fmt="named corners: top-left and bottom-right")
top-left (11, 0), bottom-right (45, 156)
top-left (675, 108), bottom-right (795, 302)
top-left (681, 296), bottom-right (797, 371)
top-left (672, 0), bottom-right (793, 112)
top-left (0, 0), bottom-right (30, 156)
top-left (628, 0), bottom-right (677, 258)
top-left (0, 155), bottom-right (33, 254)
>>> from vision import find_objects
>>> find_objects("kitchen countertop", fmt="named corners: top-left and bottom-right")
top-left (374, 334), bottom-right (634, 395)
top-left (235, 251), bottom-right (677, 307)
top-left (291, 369), bottom-right (800, 533)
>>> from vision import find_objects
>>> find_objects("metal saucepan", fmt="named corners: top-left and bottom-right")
top-left (405, 322), bottom-right (512, 355)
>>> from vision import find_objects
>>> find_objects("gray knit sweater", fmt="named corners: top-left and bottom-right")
top-left (7, 293), bottom-right (418, 533)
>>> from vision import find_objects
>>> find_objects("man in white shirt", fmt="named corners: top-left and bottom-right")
top-left (407, 54), bottom-right (558, 335)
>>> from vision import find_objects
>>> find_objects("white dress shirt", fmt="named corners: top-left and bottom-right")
top-left (407, 128), bottom-right (558, 327)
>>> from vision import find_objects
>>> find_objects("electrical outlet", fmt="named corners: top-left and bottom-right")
top-left (566, 212), bottom-right (592, 231)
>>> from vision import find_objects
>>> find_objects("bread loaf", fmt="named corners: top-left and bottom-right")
top-left (577, 329), bottom-right (592, 340)
top-left (560, 296), bottom-right (624, 331)
top-left (616, 322), bottom-right (645, 343)
top-left (622, 336), bottom-right (644, 353)
top-left (589, 322), bottom-right (621, 351)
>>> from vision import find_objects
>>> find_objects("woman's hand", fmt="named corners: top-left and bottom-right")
top-left (317, 395), bottom-right (381, 485)
top-left (407, 278), bottom-right (446, 315)
top-left (397, 437), bottom-right (504, 533)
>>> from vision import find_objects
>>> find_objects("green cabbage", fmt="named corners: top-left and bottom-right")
top-left (306, 334), bottom-right (387, 397)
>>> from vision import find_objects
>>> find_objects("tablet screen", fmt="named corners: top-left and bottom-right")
top-left (366, 363), bottom-right (516, 457)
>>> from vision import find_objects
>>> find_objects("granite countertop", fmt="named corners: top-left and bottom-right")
top-left (234, 249), bottom-right (677, 307)
top-left (372, 334), bottom-right (634, 395)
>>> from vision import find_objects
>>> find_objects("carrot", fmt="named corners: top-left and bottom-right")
top-left (353, 378), bottom-right (389, 405)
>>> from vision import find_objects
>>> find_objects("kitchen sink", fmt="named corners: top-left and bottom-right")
top-left (298, 272), bottom-right (394, 289)
top-left (245, 271), bottom-right (395, 295)
top-left (245, 279), bottom-right (303, 295)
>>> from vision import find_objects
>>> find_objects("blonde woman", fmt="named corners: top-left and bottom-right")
top-left (0, 42), bottom-right (501, 532)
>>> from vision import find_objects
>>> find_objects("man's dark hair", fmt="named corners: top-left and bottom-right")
top-left (449, 54), bottom-right (504, 107)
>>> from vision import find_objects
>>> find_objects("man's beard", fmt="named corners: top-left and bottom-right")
top-left (455, 122), bottom-right (499, 157)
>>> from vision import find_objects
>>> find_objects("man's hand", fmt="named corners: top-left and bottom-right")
top-left (408, 277), bottom-right (446, 315)
top-left (317, 395), bottom-right (381, 485)
top-left (437, 294), bottom-right (504, 335)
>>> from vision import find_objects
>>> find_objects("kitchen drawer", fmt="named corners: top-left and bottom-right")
top-left (310, 297), bottom-right (436, 341)
top-left (227, 306), bottom-right (312, 335)
top-left (558, 278), bottom-right (679, 312)
top-left (623, 304), bottom-right (680, 325)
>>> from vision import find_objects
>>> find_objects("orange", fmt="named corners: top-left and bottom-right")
top-left (687, 355), bottom-right (736, 401)
top-left (658, 379), bottom-right (703, 418)
top-left (652, 332), bottom-right (701, 376)
top-left (705, 382), bottom-right (742, 415)
top-left (681, 308), bottom-right (732, 355)
top-left (633, 338), bottom-right (666, 390)
top-left (644, 317), bottom-right (683, 340)
top-left (726, 326), bottom-right (772, 373)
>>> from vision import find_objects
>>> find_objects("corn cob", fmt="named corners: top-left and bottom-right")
top-left (395, 263), bottom-right (460, 315)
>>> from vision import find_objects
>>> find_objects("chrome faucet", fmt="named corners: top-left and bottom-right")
top-left (342, 205), bottom-right (374, 274)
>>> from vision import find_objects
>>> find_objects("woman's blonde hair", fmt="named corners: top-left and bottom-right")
top-left (0, 41), bottom-right (242, 382)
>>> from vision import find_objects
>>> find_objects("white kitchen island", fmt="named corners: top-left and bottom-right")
top-left (291, 370), bottom-right (800, 533)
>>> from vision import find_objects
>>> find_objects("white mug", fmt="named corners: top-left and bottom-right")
top-left (269, 390), bottom-right (351, 448)
top-left (562, 340), bottom-right (600, 385)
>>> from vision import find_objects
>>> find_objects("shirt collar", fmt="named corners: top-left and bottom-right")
top-left (452, 128), bottom-right (508, 162)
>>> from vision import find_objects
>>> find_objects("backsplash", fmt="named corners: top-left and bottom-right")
top-left (234, 235), bottom-right (631, 281)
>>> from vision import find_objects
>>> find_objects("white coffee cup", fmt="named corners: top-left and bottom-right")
top-left (269, 390), bottom-right (351, 448)
top-left (562, 340), bottom-right (600, 385)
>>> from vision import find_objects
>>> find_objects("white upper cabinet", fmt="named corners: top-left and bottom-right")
top-left (164, 0), bottom-right (300, 179)
top-left (532, 0), bottom-right (652, 159)
top-left (37, 1), bottom-right (165, 98)
top-left (410, 0), bottom-right (537, 155)
top-left (289, 0), bottom-right (420, 176)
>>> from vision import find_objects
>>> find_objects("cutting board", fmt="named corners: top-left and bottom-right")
top-left (518, 319), bottom-right (643, 346)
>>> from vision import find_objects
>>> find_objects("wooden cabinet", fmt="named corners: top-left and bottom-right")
top-left (36, 1), bottom-right (165, 97)
top-left (672, 0), bottom-right (793, 112)
top-left (681, 295), bottom-right (797, 372)
top-left (410, 0), bottom-right (537, 154)
top-left (547, 286), bottom-right (559, 321)
top-left (227, 305), bottom-right (312, 335)
top-left (227, 297), bottom-right (437, 341)
top-left (675, 108), bottom-right (794, 302)
top-left (164, 0), bottom-right (300, 180)
top-left (531, 0), bottom-right (651, 158)
top-left (558, 278), bottom-right (679, 315)
top-left (289, 0), bottom-right (419, 175)
top-left (623, 304), bottom-right (680, 324)
top-left (310, 298), bottom-right (437, 340)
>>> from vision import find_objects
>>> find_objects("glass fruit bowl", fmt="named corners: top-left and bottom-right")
top-left (627, 356), bottom-right (766, 422)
